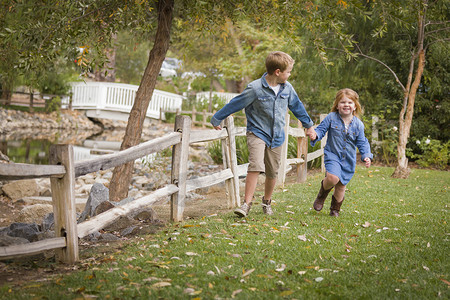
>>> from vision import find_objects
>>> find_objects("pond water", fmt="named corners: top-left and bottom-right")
top-left (1, 130), bottom-right (124, 165)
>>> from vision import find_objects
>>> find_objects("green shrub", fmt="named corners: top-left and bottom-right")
top-left (164, 112), bottom-right (177, 123)
top-left (408, 137), bottom-right (449, 170)
top-left (207, 140), bottom-right (223, 165)
top-left (207, 136), bottom-right (249, 165)
top-left (45, 96), bottom-right (61, 113)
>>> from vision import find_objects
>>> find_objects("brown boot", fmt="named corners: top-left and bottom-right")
top-left (329, 195), bottom-right (344, 217)
top-left (313, 180), bottom-right (333, 211)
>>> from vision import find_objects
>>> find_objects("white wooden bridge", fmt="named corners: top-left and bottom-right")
top-left (68, 82), bottom-right (184, 121)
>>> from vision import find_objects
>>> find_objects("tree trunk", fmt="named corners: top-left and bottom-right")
top-left (392, 9), bottom-right (426, 178)
top-left (109, 0), bottom-right (174, 202)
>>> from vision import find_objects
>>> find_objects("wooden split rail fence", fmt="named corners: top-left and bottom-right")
top-left (160, 108), bottom-right (247, 128)
top-left (0, 114), bottom-right (325, 264)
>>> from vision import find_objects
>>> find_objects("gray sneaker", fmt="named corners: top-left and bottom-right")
top-left (261, 197), bottom-right (274, 215)
top-left (234, 202), bottom-right (252, 217)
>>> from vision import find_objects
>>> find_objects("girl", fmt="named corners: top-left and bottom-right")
top-left (311, 88), bottom-right (373, 217)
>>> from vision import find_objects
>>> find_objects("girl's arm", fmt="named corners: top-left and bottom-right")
top-left (355, 121), bottom-right (374, 163)
top-left (310, 113), bottom-right (331, 147)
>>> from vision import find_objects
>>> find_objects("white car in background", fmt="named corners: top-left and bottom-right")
top-left (159, 58), bottom-right (182, 77)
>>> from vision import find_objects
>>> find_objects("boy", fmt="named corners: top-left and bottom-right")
top-left (211, 51), bottom-right (316, 217)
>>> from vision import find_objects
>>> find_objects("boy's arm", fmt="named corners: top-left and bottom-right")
top-left (288, 90), bottom-right (314, 129)
top-left (211, 87), bottom-right (255, 130)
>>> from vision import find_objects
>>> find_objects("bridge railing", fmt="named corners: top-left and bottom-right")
top-left (0, 115), bottom-right (325, 264)
top-left (196, 91), bottom-right (239, 104)
top-left (69, 82), bottom-right (183, 119)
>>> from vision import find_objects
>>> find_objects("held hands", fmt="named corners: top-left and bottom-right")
top-left (364, 157), bottom-right (371, 168)
top-left (305, 127), bottom-right (317, 141)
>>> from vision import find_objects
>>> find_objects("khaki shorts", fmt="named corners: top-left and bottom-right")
top-left (247, 132), bottom-right (282, 179)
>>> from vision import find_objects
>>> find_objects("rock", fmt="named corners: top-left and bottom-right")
top-left (132, 209), bottom-right (158, 222)
top-left (99, 233), bottom-right (120, 241)
top-left (83, 231), bottom-right (101, 242)
top-left (0, 226), bottom-right (9, 236)
top-left (120, 226), bottom-right (138, 237)
top-left (2, 179), bottom-right (39, 200)
top-left (36, 178), bottom-right (51, 196)
top-left (42, 213), bottom-right (54, 232)
top-left (35, 230), bottom-right (55, 241)
top-left (104, 216), bottom-right (138, 232)
top-left (94, 200), bottom-right (115, 215)
top-left (16, 204), bottom-right (53, 223)
top-left (0, 235), bottom-right (30, 247)
top-left (78, 183), bottom-right (109, 222)
top-left (8, 222), bottom-right (40, 242)
top-left (117, 197), bottom-right (134, 207)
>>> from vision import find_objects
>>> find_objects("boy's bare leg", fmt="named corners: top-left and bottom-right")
top-left (244, 171), bottom-right (259, 204)
top-left (264, 177), bottom-right (277, 200)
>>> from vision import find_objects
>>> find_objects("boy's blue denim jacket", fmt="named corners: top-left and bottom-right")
top-left (210, 73), bottom-right (314, 148)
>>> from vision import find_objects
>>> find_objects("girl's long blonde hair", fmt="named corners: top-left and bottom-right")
top-left (331, 88), bottom-right (363, 117)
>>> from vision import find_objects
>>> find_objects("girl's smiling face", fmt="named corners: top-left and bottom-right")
top-left (337, 96), bottom-right (356, 117)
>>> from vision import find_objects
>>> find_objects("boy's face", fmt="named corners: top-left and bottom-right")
top-left (276, 64), bottom-right (293, 84)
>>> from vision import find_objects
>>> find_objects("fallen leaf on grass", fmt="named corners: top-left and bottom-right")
top-left (298, 234), bottom-right (307, 241)
top-left (440, 279), bottom-right (450, 286)
top-left (232, 289), bottom-right (243, 298)
top-left (275, 264), bottom-right (286, 272)
top-left (280, 290), bottom-right (294, 296)
top-left (362, 222), bottom-right (371, 228)
top-left (318, 234), bottom-right (328, 241)
top-left (186, 252), bottom-right (199, 256)
top-left (151, 282), bottom-right (171, 288)
top-left (255, 274), bottom-right (272, 279)
top-left (242, 268), bottom-right (255, 277)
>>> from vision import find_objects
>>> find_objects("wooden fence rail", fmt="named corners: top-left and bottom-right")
top-left (0, 114), bottom-right (325, 263)
top-left (160, 108), bottom-right (246, 128)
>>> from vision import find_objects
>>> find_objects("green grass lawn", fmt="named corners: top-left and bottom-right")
top-left (1, 166), bottom-right (449, 299)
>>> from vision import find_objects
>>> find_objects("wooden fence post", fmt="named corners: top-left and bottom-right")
top-left (277, 113), bottom-right (290, 187)
top-left (223, 116), bottom-right (240, 208)
top-left (297, 120), bottom-right (308, 183)
top-left (29, 92), bottom-right (34, 113)
top-left (49, 144), bottom-right (78, 264)
top-left (170, 115), bottom-right (191, 222)
top-left (320, 114), bottom-right (327, 173)
top-left (372, 115), bottom-right (381, 152)
top-left (202, 109), bottom-right (207, 128)
top-left (192, 107), bottom-right (196, 127)
top-left (221, 139), bottom-right (233, 208)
